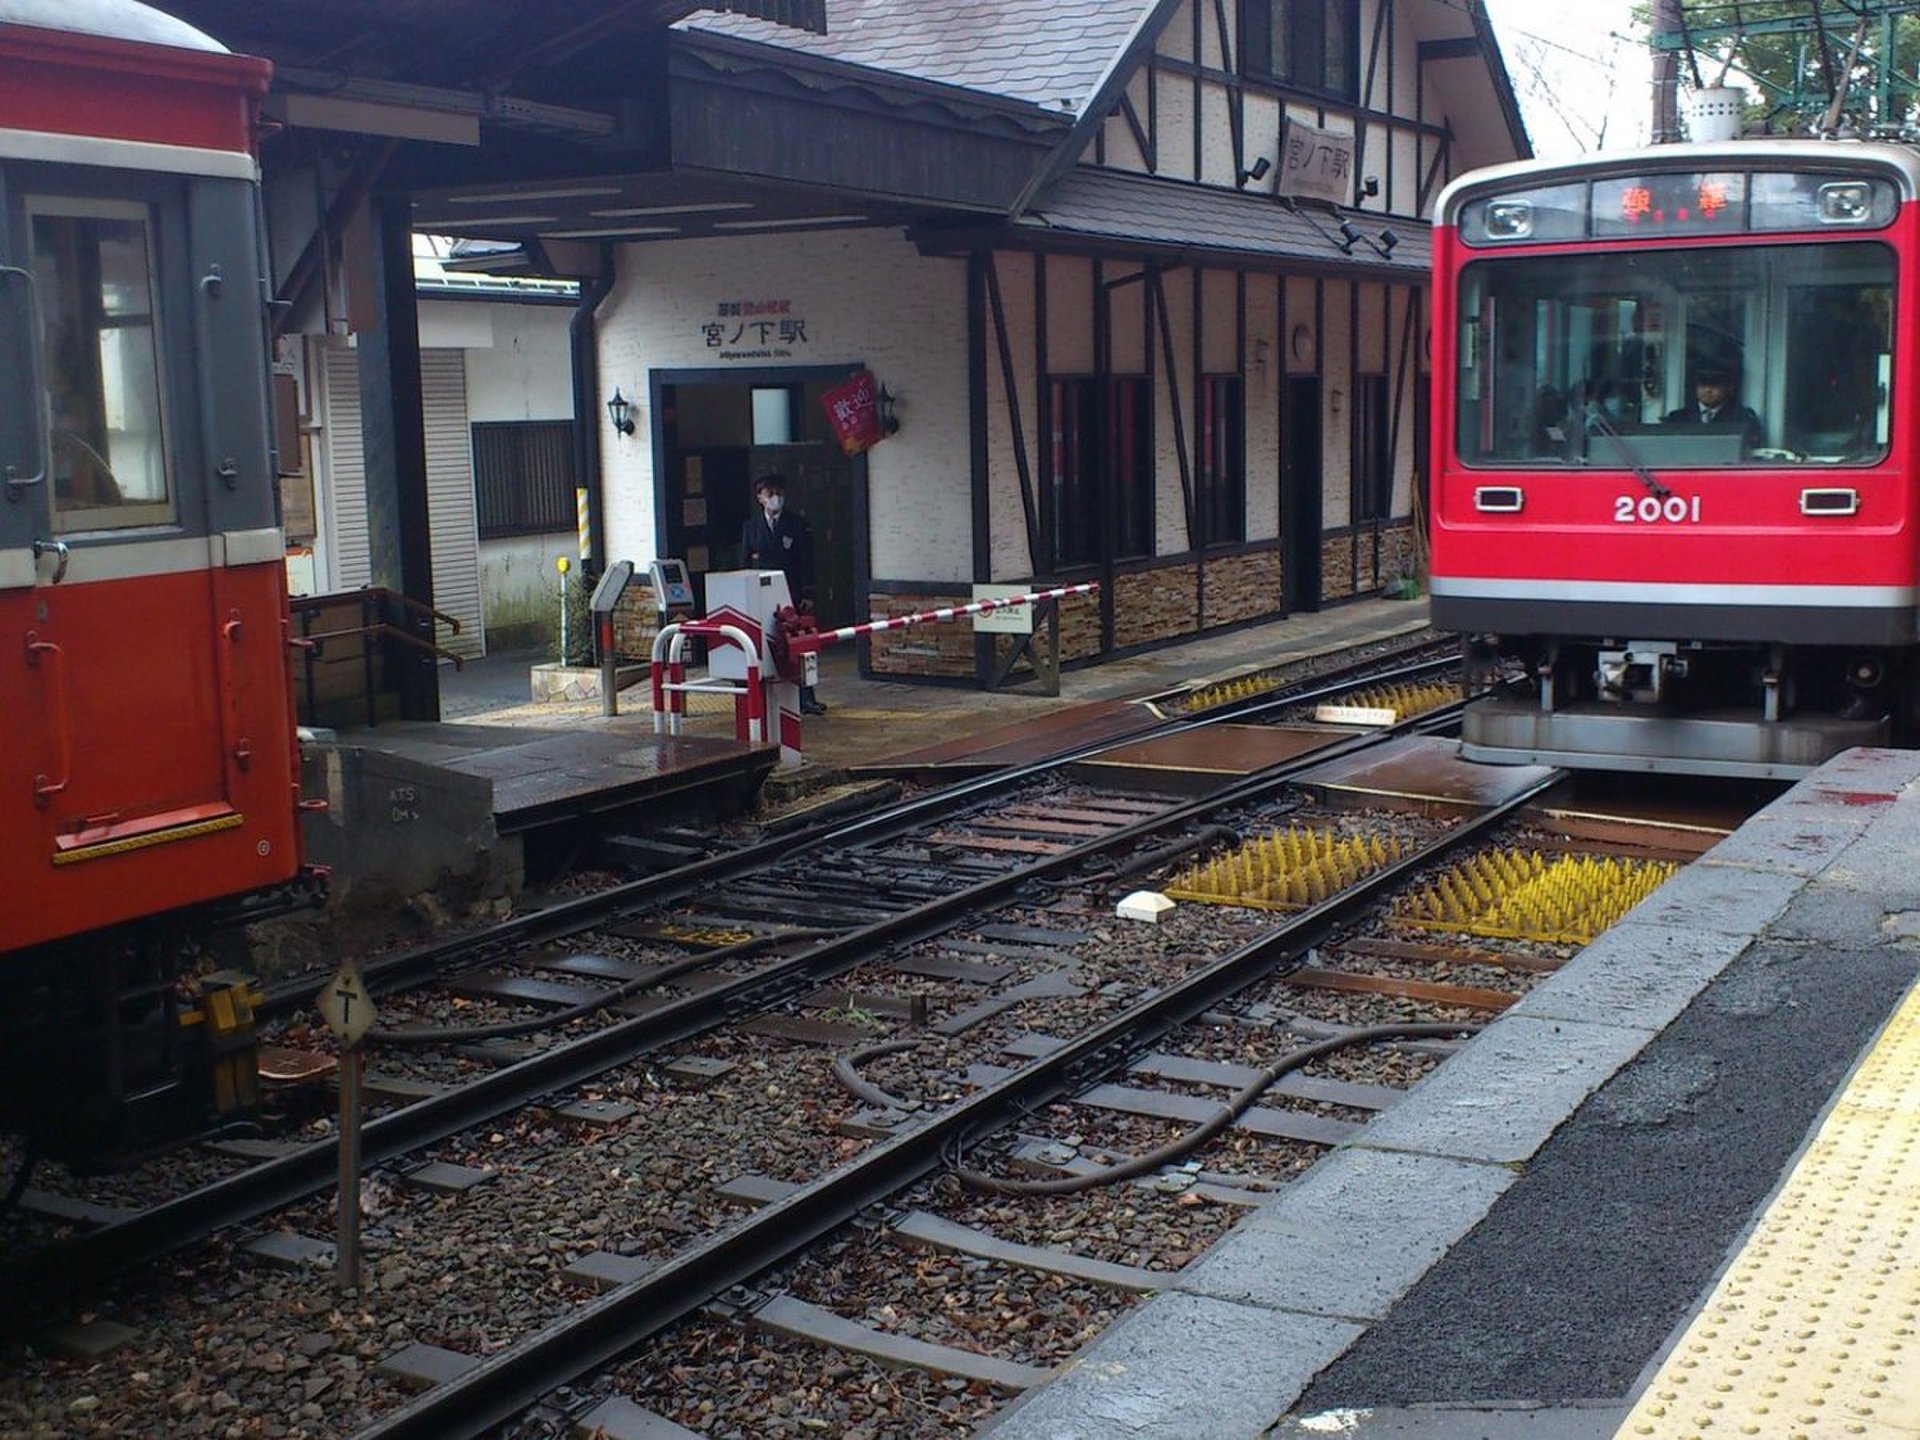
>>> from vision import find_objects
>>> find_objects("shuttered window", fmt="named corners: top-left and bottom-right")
top-left (472, 419), bottom-right (576, 539)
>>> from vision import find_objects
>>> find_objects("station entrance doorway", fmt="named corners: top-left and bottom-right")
top-left (652, 366), bottom-right (864, 627)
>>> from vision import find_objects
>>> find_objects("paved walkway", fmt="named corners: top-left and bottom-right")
top-left (437, 597), bottom-right (1435, 777)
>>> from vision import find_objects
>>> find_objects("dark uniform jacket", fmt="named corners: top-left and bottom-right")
top-left (740, 509), bottom-right (816, 605)
top-left (1662, 401), bottom-right (1764, 449)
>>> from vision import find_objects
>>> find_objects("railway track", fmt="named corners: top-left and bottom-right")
top-left (0, 640), bottom-right (1747, 1439)
top-left (0, 651), bottom-right (1464, 1313)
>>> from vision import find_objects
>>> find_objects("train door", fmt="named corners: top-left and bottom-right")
top-left (6, 176), bottom-right (243, 870)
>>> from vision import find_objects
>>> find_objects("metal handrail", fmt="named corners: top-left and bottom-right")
top-left (298, 621), bottom-right (465, 670)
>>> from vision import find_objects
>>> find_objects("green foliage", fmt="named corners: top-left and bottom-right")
top-left (1644, 2), bottom-right (1920, 136)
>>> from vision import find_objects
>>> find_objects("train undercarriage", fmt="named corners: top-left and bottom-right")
top-left (1460, 635), bottom-right (1902, 779)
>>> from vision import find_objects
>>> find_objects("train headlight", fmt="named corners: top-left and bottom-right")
top-left (1484, 200), bottom-right (1534, 239)
top-left (1817, 182), bottom-right (1873, 224)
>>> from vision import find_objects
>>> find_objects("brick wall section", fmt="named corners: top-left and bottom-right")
top-left (611, 581), bottom-right (661, 660)
top-left (867, 593), bottom-right (976, 678)
top-left (1321, 521), bottom-right (1415, 602)
top-left (1202, 549), bottom-right (1283, 628)
top-left (1382, 522), bottom-right (1417, 584)
top-left (1322, 532), bottom-right (1355, 598)
top-left (1113, 565), bottom-right (1199, 649)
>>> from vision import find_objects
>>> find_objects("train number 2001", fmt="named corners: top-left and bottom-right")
top-left (1614, 494), bottom-right (1701, 524)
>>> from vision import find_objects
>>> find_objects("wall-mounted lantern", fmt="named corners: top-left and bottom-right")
top-left (606, 389), bottom-right (636, 437)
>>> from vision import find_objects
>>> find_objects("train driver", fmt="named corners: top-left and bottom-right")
top-left (1662, 362), bottom-right (1764, 450)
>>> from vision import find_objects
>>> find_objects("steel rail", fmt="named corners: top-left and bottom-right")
top-left (259, 642), bottom-right (1461, 1015)
top-left (352, 767), bottom-right (1564, 1440)
top-left (0, 695), bottom-right (1463, 1325)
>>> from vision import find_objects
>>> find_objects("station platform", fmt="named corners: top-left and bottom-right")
top-left (428, 595), bottom-right (1435, 803)
top-left (287, 597), bottom-right (1429, 942)
top-left (984, 746), bottom-right (1920, 1440)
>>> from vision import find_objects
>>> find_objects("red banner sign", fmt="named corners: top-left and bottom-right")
top-left (821, 369), bottom-right (884, 456)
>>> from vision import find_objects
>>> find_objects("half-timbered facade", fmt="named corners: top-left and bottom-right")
top-left (171, 0), bottom-right (1524, 687)
top-left (570, 0), bottom-right (1524, 677)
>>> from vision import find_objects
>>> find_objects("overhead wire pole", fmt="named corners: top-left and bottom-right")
top-left (1653, 0), bottom-right (1686, 140)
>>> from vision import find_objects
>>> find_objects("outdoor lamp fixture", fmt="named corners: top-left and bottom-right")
top-left (1337, 219), bottom-right (1363, 254)
top-left (606, 389), bottom-right (635, 436)
top-left (1377, 227), bottom-right (1400, 257)
top-left (1240, 156), bottom-right (1272, 185)
top-left (878, 384), bottom-right (901, 436)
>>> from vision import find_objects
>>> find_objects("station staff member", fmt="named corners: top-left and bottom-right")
top-left (740, 472), bottom-right (825, 715)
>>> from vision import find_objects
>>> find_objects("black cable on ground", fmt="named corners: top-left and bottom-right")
top-left (363, 928), bottom-right (842, 1046)
top-left (952, 1021), bottom-right (1482, 1196)
top-left (829, 1038), bottom-right (922, 1111)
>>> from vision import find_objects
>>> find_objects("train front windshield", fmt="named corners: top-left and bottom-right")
top-left (1453, 169), bottom-right (1896, 470)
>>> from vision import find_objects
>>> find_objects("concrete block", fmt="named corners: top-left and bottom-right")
top-left (1116, 890), bottom-right (1175, 923)
top-left (1350, 1015), bottom-right (1655, 1168)
top-left (1616, 861), bottom-right (1800, 941)
top-left (1175, 1148), bottom-right (1517, 1320)
top-left (982, 1292), bottom-right (1361, 1440)
top-left (1507, 921), bottom-right (1749, 1032)
top-left (300, 743), bottom-right (520, 919)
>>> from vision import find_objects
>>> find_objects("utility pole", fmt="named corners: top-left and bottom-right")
top-left (1652, 0), bottom-right (1684, 142)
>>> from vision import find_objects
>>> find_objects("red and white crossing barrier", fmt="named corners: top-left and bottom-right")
top-left (787, 583), bottom-right (1099, 653)
top-left (650, 580), bottom-right (1099, 770)
top-left (650, 619), bottom-right (765, 746)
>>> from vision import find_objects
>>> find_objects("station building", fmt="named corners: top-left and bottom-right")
top-left (541, 1), bottom-right (1529, 680)
top-left (190, 0), bottom-right (1526, 701)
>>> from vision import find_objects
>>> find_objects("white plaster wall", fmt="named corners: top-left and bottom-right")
top-left (1246, 271), bottom-right (1281, 541)
top-left (1100, 72), bottom-right (1152, 174)
top-left (1043, 255), bottom-right (1092, 375)
top-left (985, 250), bottom-right (1040, 581)
top-left (480, 531), bottom-right (576, 633)
top-left (1321, 279), bottom-right (1354, 528)
top-left (1155, 68), bottom-right (1196, 182)
top-left (1159, 1), bottom-right (1194, 62)
top-left (1199, 82), bottom-right (1238, 189)
top-left (417, 302), bottom-right (493, 352)
top-left (1358, 281), bottom-right (1388, 375)
top-left (596, 228), bottom-right (970, 586)
top-left (459, 304), bottom-right (574, 421)
top-left (1109, 263), bottom-right (1148, 377)
top-left (1285, 276), bottom-right (1319, 375)
top-left (1201, 267), bottom-right (1238, 375)
top-left (1153, 266), bottom-right (1194, 554)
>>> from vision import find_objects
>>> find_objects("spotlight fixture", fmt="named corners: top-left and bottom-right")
top-left (878, 384), bottom-right (902, 436)
top-left (1240, 156), bottom-right (1272, 185)
top-left (1337, 219), bottom-right (1362, 254)
top-left (1378, 228), bottom-right (1400, 257)
top-left (606, 388), bottom-right (636, 436)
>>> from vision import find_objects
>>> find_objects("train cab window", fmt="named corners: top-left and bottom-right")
top-left (1455, 242), bottom-right (1894, 469)
top-left (30, 199), bottom-right (174, 530)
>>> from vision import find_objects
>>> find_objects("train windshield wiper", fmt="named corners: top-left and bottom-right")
top-left (1586, 411), bottom-right (1672, 500)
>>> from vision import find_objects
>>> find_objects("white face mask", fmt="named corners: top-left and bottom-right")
top-left (762, 495), bottom-right (784, 517)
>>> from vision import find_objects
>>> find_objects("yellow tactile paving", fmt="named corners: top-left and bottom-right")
top-left (1616, 979), bottom-right (1920, 1439)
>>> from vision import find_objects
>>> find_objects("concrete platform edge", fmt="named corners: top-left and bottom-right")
top-left (982, 747), bottom-right (1920, 1440)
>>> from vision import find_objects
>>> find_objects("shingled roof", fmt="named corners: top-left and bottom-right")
top-left (989, 167), bottom-right (1432, 278)
top-left (676, 0), bottom-right (1154, 113)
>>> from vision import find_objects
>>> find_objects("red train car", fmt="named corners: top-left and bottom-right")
top-left (1429, 140), bottom-right (1920, 778)
top-left (0, 0), bottom-right (308, 1165)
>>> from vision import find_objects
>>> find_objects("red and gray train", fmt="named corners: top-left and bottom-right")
top-left (1430, 140), bottom-right (1920, 778)
top-left (1, 1), bottom-right (308, 1167)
